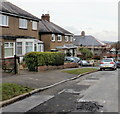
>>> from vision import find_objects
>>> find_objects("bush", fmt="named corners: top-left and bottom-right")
top-left (24, 52), bottom-right (65, 71)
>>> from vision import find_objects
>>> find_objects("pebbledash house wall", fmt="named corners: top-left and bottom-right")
top-left (40, 34), bottom-right (73, 51)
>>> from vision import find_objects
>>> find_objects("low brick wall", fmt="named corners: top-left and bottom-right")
top-left (38, 63), bottom-right (79, 71)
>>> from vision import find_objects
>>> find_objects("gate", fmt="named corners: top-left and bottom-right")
top-left (1, 55), bottom-right (19, 74)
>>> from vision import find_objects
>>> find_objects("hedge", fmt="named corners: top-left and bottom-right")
top-left (24, 52), bottom-right (65, 71)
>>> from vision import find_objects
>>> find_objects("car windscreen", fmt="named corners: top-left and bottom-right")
top-left (101, 59), bottom-right (112, 62)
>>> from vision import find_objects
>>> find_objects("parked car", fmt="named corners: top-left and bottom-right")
top-left (116, 61), bottom-right (120, 68)
top-left (79, 60), bottom-right (90, 66)
top-left (89, 60), bottom-right (95, 66)
top-left (64, 57), bottom-right (81, 64)
top-left (99, 58), bottom-right (117, 71)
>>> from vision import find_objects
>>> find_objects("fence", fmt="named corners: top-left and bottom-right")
top-left (0, 56), bottom-right (20, 74)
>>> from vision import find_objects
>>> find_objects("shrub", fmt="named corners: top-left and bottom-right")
top-left (24, 52), bottom-right (65, 71)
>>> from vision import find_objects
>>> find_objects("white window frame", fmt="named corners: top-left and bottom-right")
top-left (19, 18), bottom-right (28, 29)
top-left (25, 42), bottom-right (33, 53)
top-left (70, 36), bottom-right (73, 42)
top-left (4, 42), bottom-right (15, 57)
top-left (57, 35), bottom-right (62, 42)
top-left (0, 14), bottom-right (9, 27)
top-left (32, 21), bottom-right (38, 30)
top-left (65, 36), bottom-right (69, 42)
top-left (16, 42), bottom-right (22, 56)
top-left (51, 34), bottom-right (55, 41)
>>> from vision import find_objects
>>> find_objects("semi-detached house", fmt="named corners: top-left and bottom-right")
top-left (0, 0), bottom-right (44, 60)
top-left (39, 14), bottom-right (77, 56)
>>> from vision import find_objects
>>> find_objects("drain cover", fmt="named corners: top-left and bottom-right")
top-left (76, 101), bottom-right (103, 112)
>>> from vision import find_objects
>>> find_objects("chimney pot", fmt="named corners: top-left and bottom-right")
top-left (41, 14), bottom-right (50, 22)
top-left (81, 31), bottom-right (85, 36)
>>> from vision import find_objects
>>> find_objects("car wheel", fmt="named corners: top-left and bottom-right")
top-left (100, 68), bottom-right (102, 71)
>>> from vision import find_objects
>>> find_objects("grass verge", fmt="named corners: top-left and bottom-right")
top-left (63, 68), bottom-right (98, 75)
top-left (0, 83), bottom-right (34, 101)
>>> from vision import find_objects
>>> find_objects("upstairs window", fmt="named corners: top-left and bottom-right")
top-left (32, 21), bottom-right (37, 30)
top-left (57, 35), bottom-right (62, 42)
top-left (70, 36), bottom-right (73, 42)
top-left (19, 18), bottom-right (27, 29)
top-left (0, 14), bottom-right (9, 27)
top-left (65, 36), bottom-right (69, 42)
top-left (51, 34), bottom-right (55, 41)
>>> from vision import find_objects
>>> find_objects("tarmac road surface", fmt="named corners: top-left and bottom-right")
top-left (2, 69), bottom-right (119, 113)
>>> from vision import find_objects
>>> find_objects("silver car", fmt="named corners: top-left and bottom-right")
top-left (99, 58), bottom-right (117, 71)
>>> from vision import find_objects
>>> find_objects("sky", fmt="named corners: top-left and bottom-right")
top-left (6, 0), bottom-right (119, 42)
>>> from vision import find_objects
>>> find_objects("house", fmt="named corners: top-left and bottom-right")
top-left (0, 0), bottom-right (44, 60)
top-left (103, 41), bottom-right (120, 60)
top-left (39, 14), bottom-right (77, 56)
top-left (73, 31), bottom-right (107, 59)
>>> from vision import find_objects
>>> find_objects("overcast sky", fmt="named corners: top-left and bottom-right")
top-left (7, 0), bottom-right (118, 42)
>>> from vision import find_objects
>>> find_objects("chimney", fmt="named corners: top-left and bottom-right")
top-left (81, 31), bottom-right (85, 36)
top-left (41, 14), bottom-right (50, 22)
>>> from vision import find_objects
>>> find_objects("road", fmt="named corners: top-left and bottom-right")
top-left (3, 69), bottom-right (118, 113)
top-left (26, 69), bottom-right (118, 113)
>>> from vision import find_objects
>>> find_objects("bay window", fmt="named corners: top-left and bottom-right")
top-left (4, 42), bottom-right (14, 57)
top-left (26, 42), bottom-right (33, 53)
top-left (17, 42), bottom-right (22, 55)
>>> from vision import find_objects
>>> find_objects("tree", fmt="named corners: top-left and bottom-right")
top-left (79, 48), bottom-right (93, 59)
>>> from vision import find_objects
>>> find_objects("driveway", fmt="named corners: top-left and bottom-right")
top-left (2, 69), bottom-right (77, 88)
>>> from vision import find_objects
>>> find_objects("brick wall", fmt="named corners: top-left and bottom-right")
top-left (40, 34), bottom-right (73, 51)
top-left (1, 15), bottom-right (39, 39)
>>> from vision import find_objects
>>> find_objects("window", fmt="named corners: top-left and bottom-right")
top-left (32, 21), bottom-right (37, 30)
top-left (0, 14), bottom-right (9, 26)
top-left (51, 34), bottom-right (55, 41)
top-left (0, 42), bottom-right (1, 58)
top-left (65, 36), bottom-right (69, 42)
top-left (34, 44), bottom-right (37, 51)
top-left (57, 35), bottom-right (62, 42)
top-left (19, 18), bottom-right (27, 29)
top-left (17, 42), bottom-right (22, 55)
top-left (4, 42), bottom-right (14, 57)
top-left (70, 36), bottom-right (73, 42)
top-left (38, 44), bottom-right (44, 52)
top-left (26, 42), bottom-right (33, 53)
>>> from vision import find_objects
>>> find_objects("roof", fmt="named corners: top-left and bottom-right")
top-left (39, 19), bottom-right (73, 35)
top-left (0, 0), bottom-right (39, 21)
top-left (73, 35), bottom-right (105, 46)
top-left (56, 44), bottom-right (77, 49)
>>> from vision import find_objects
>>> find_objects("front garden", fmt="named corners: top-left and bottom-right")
top-left (63, 68), bottom-right (98, 75)
top-left (0, 83), bottom-right (33, 101)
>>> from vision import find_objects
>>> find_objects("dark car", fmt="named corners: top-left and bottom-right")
top-left (116, 61), bottom-right (120, 68)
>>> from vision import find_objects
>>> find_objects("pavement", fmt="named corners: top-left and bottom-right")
top-left (1, 67), bottom-right (100, 113)
top-left (2, 69), bottom-right (78, 89)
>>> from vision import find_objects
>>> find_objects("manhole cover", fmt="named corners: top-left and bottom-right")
top-left (76, 101), bottom-right (103, 112)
